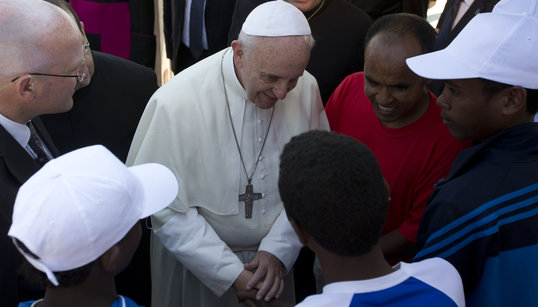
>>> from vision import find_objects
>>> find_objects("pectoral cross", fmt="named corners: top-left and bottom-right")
top-left (239, 181), bottom-right (262, 218)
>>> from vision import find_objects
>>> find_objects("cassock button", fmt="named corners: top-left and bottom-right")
top-left (259, 156), bottom-right (264, 161)
top-left (262, 193), bottom-right (266, 199)
top-left (257, 119), bottom-right (263, 125)
top-left (258, 137), bottom-right (263, 143)
top-left (260, 174), bottom-right (266, 180)
top-left (261, 208), bottom-right (267, 214)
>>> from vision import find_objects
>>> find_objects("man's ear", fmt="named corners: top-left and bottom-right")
top-left (501, 86), bottom-right (527, 116)
top-left (14, 75), bottom-right (36, 100)
top-left (231, 40), bottom-right (244, 69)
top-left (99, 245), bottom-right (121, 274)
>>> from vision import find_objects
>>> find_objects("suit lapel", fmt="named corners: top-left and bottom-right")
top-left (32, 116), bottom-right (60, 158)
top-left (0, 125), bottom-right (41, 186)
top-left (449, 0), bottom-right (499, 43)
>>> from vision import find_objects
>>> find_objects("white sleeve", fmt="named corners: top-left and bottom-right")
top-left (258, 209), bottom-right (302, 271)
top-left (152, 207), bottom-right (244, 297)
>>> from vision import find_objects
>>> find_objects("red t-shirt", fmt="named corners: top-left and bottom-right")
top-left (325, 72), bottom-right (469, 243)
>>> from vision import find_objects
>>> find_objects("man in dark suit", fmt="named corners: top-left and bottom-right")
top-left (164, 0), bottom-right (237, 73)
top-left (428, 0), bottom-right (499, 95)
top-left (0, 1), bottom-right (85, 306)
top-left (38, 1), bottom-right (158, 305)
top-left (435, 0), bottom-right (499, 50)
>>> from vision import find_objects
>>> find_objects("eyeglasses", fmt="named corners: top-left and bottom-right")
top-left (83, 42), bottom-right (90, 54)
top-left (9, 58), bottom-right (87, 84)
top-left (0, 43), bottom-right (88, 92)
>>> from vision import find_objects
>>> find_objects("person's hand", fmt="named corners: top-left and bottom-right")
top-left (244, 250), bottom-right (285, 302)
top-left (233, 270), bottom-right (260, 306)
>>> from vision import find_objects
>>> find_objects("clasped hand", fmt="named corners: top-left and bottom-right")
top-left (233, 250), bottom-right (292, 306)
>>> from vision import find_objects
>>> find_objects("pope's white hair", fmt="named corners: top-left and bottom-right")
top-left (237, 31), bottom-right (315, 57)
top-left (0, 0), bottom-right (80, 79)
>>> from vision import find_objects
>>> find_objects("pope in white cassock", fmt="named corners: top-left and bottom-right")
top-left (127, 1), bottom-right (329, 306)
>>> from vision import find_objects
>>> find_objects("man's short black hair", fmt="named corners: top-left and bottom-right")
top-left (480, 79), bottom-right (538, 115)
top-left (278, 131), bottom-right (388, 256)
top-left (364, 13), bottom-right (437, 54)
top-left (15, 239), bottom-right (93, 288)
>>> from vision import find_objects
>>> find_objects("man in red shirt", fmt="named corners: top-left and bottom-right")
top-left (325, 13), bottom-right (469, 262)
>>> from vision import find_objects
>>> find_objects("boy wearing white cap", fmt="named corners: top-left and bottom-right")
top-left (127, 1), bottom-right (329, 306)
top-left (9, 145), bottom-right (178, 307)
top-left (406, 0), bottom-right (538, 306)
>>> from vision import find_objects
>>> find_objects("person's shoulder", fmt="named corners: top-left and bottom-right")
top-left (17, 300), bottom-right (38, 307)
top-left (295, 292), bottom-right (353, 307)
top-left (327, 0), bottom-right (372, 25)
top-left (402, 258), bottom-right (462, 287)
top-left (403, 259), bottom-right (464, 303)
top-left (113, 295), bottom-right (143, 307)
top-left (93, 51), bottom-right (154, 74)
top-left (408, 257), bottom-right (459, 274)
top-left (338, 72), bottom-right (366, 93)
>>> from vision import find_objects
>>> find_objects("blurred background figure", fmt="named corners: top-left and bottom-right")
top-left (163, 0), bottom-right (236, 74)
top-left (69, 0), bottom-right (156, 69)
top-left (348, 0), bottom-right (429, 20)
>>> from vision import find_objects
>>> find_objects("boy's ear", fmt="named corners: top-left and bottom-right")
top-left (500, 86), bottom-right (527, 116)
top-left (99, 245), bottom-right (121, 273)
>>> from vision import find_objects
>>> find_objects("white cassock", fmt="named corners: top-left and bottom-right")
top-left (127, 47), bottom-right (329, 307)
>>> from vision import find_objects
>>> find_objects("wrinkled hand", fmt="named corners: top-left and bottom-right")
top-left (244, 250), bottom-right (285, 302)
top-left (233, 270), bottom-right (259, 306)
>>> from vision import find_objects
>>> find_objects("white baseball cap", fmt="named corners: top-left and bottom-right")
top-left (241, 0), bottom-right (311, 37)
top-left (406, 0), bottom-right (538, 89)
top-left (8, 145), bottom-right (178, 286)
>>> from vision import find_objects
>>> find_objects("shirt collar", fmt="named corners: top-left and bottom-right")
top-left (224, 47), bottom-right (249, 101)
top-left (0, 113), bottom-right (30, 148)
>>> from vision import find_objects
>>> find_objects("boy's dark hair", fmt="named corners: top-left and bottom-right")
top-left (15, 239), bottom-right (93, 288)
top-left (480, 79), bottom-right (538, 115)
top-left (278, 131), bottom-right (388, 256)
top-left (364, 13), bottom-right (437, 54)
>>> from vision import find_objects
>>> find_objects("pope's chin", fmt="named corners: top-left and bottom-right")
top-left (253, 93), bottom-right (278, 109)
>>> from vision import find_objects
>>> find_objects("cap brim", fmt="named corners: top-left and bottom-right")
top-left (406, 48), bottom-right (480, 81)
top-left (128, 163), bottom-right (178, 218)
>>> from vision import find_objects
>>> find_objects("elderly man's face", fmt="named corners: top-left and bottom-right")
top-left (364, 33), bottom-right (429, 128)
top-left (233, 36), bottom-right (310, 109)
top-left (437, 79), bottom-right (505, 140)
